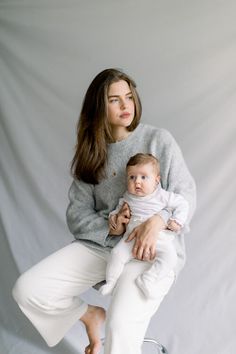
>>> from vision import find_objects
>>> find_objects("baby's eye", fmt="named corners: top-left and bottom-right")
top-left (129, 175), bottom-right (135, 180)
top-left (141, 176), bottom-right (146, 180)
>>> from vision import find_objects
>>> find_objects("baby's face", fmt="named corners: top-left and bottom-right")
top-left (127, 163), bottom-right (160, 197)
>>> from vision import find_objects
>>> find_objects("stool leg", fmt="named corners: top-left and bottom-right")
top-left (101, 337), bottom-right (168, 354)
top-left (143, 337), bottom-right (169, 354)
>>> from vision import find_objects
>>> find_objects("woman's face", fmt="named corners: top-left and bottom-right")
top-left (107, 80), bottom-right (135, 131)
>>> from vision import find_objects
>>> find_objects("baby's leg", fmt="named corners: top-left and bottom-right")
top-left (136, 231), bottom-right (177, 299)
top-left (100, 236), bottom-right (134, 295)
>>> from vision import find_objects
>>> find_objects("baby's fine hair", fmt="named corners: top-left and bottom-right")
top-left (126, 153), bottom-right (160, 175)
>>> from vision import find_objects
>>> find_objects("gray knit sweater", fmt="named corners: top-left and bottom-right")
top-left (66, 123), bottom-right (196, 274)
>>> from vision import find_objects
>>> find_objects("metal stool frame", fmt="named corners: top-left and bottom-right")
top-left (142, 338), bottom-right (168, 354)
top-left (101, 337), bottom-right (168, 353)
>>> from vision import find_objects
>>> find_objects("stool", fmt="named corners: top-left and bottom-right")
top-left (101, 337), bottom-right (168, 353)
top-left (93, 281), bottom-right (169, 354)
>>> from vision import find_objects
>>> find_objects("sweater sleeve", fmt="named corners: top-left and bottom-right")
top-left (66, 179), bottom-right (110, 246)
top-left (157, 129), bottom-right (197, 232)
top-left (109, 197), bottom-right (125, 216)
top-left (167, 192), bottom-right (189, 227)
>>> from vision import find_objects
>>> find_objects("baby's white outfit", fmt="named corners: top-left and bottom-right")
top-left (100, 184), bottom-right (189, 298)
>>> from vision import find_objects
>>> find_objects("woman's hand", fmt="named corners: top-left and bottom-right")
top-left (125, 214), bottom-right (166, 261)
top-left (109, 202), bottom-right (131, 236)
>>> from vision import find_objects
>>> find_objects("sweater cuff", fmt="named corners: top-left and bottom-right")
top-left (104, 234), bottom-right (123, 247)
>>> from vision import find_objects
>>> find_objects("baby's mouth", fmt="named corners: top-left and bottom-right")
top-left (135, 187), bottom-right (142, 192)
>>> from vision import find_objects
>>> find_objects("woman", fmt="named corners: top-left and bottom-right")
top-left (12, 68), bottom-right (196, 354)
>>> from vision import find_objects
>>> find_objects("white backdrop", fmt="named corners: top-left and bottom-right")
top-left (0, 1), bottom-right (236, 353)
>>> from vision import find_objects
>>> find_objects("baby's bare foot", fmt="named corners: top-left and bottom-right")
top-left (81, 305), bottom-right (106, 354)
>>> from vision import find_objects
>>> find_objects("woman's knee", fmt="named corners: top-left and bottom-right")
top-left (12, 272), bottom-right (37, 306)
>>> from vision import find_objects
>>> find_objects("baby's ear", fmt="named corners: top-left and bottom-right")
top-left (156, 175), bottom-right (161, 184)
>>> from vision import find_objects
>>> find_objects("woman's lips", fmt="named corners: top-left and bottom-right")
top-left (120, 112), bottom-right (130, 118)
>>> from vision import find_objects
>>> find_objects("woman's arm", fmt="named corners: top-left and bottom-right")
top-left (159, 129), bottom-right (197, 229)
top-left (126, 129), bottom-right (197, 261)
top-left (66, 179), bottom-right (110, 246)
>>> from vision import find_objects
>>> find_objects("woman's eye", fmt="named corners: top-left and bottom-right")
top-left (127, 96), bottom-right (133, 100)
top-left (110, 98), bottom-right (118, 103)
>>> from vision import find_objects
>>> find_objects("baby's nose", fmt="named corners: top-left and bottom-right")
top-left (135, 177), bottom-right (141, 184)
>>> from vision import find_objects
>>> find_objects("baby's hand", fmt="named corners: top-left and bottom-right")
top-left (109, 203), bottom-right (131, 236)
top-left (118, 202), bottom-right (131, 221)
top-left (167, 219), bottom-right (182, 232)
top-left (109, 214), bottom-right (118, 230)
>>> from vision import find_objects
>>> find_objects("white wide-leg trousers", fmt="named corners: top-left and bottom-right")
top-left (12, 241), bottom-right (174, 354)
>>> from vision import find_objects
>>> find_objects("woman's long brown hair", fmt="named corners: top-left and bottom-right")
top-left (71, 68), bottom-right (142, 184)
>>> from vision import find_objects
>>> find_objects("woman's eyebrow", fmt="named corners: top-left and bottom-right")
top-left (108, 91), bottom-right (132, 98)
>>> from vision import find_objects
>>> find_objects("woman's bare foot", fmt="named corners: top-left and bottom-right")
top-left (81, 305), bottom-right (106, 354)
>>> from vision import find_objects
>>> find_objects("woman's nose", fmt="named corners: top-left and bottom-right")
top-left (120, 99), bottom-right (127, 109)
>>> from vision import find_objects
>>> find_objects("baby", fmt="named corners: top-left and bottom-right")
top-left (100, 153), bottom-right (189, 299)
